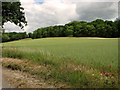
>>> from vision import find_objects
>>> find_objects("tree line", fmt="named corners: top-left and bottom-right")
top-left (30, 19), bottom-right (119, 39)
top-left (2, 32), bottom-right (28, 42)
top-left (2, 19), bottom-right (119, 42)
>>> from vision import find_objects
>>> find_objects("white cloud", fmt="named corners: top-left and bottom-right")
top-left (4, 22), bottom-right (25, 32)
top-left (4, 0), bottom-right (118, 33)
top-left (12, 0), bottom-right (78, 33)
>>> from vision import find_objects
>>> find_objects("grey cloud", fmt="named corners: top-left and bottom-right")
top-left (76, 2), bottom-right (118, 21)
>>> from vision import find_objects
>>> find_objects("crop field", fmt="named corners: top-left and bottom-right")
top-left (2, 37), bottom-right (118, 88)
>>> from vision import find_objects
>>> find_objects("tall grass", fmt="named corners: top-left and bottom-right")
top-left (2, 38), bottom-right (118, 72)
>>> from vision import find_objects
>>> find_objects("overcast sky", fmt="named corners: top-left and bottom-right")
top-left (3, 0), bottom-right (119, 33)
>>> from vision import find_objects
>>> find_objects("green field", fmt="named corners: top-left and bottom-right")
top-left (2, 37), bottom-right (118, 88)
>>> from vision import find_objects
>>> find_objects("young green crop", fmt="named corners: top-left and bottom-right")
top-left (2, 37), bottom-right (118, 87)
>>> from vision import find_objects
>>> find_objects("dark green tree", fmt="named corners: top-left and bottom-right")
top-left (2, 2), bottom-right (27, 30)
top-left (2, 34), bottom-right (10, 42)
top-left (64, 25), bottom-right (73, 37)
top-left (28, 33), bottom-right (33, 38)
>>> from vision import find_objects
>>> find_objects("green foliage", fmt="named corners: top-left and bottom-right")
top-left (29, 19), bottom-right (119, 39)
top-left (64, 25), bottom-right (73, 36)
top-left (28, 33), bottom-right (33, 38)
top-left (2, 32), bottom-right (27, 42)
top-left (2, 34), bottom-right (10, 42)
top-left (2, 2), bottom-right (27, 29)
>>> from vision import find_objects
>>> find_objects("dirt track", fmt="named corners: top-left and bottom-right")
top-left (2, 67), bottom-right (54, 88)
top-left (1, 58), bottom-right (54, 88)
top-left (2, 68), bottom-right (15, 88)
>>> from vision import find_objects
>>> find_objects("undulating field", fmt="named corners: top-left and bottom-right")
top-left (2, 37), bottom-right (118, 88)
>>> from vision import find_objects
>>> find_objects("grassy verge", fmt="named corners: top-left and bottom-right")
top-left (2, 47), bottom-right (118, 88)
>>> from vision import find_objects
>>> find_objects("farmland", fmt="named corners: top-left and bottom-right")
top-left (2, 37), bottom-right (118, 88)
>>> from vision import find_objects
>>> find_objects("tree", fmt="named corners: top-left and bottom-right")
top-left (2, 34), bottom-right (10, 42)
top-left (74, 24), bottom-right (82, 37)
top-left (64, 25), bottom-right (73, 37)
top-left (2, 2), bottom-right (27, 30)
top-left (86, 24), bottom-right (95, 36)
top-left (28, 33), bottom-right (33, 38)
top-left (58, 25), bottom-right (64, 37)
top-left (113, 20), bottom-right (120, 37)
top-left (36, 29), bottom-right (42, 38)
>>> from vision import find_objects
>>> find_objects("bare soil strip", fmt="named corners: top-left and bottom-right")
top-left (2, 58), bottom-right (55, 88)
top-left (2, 70), bottom-right (15, 88)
